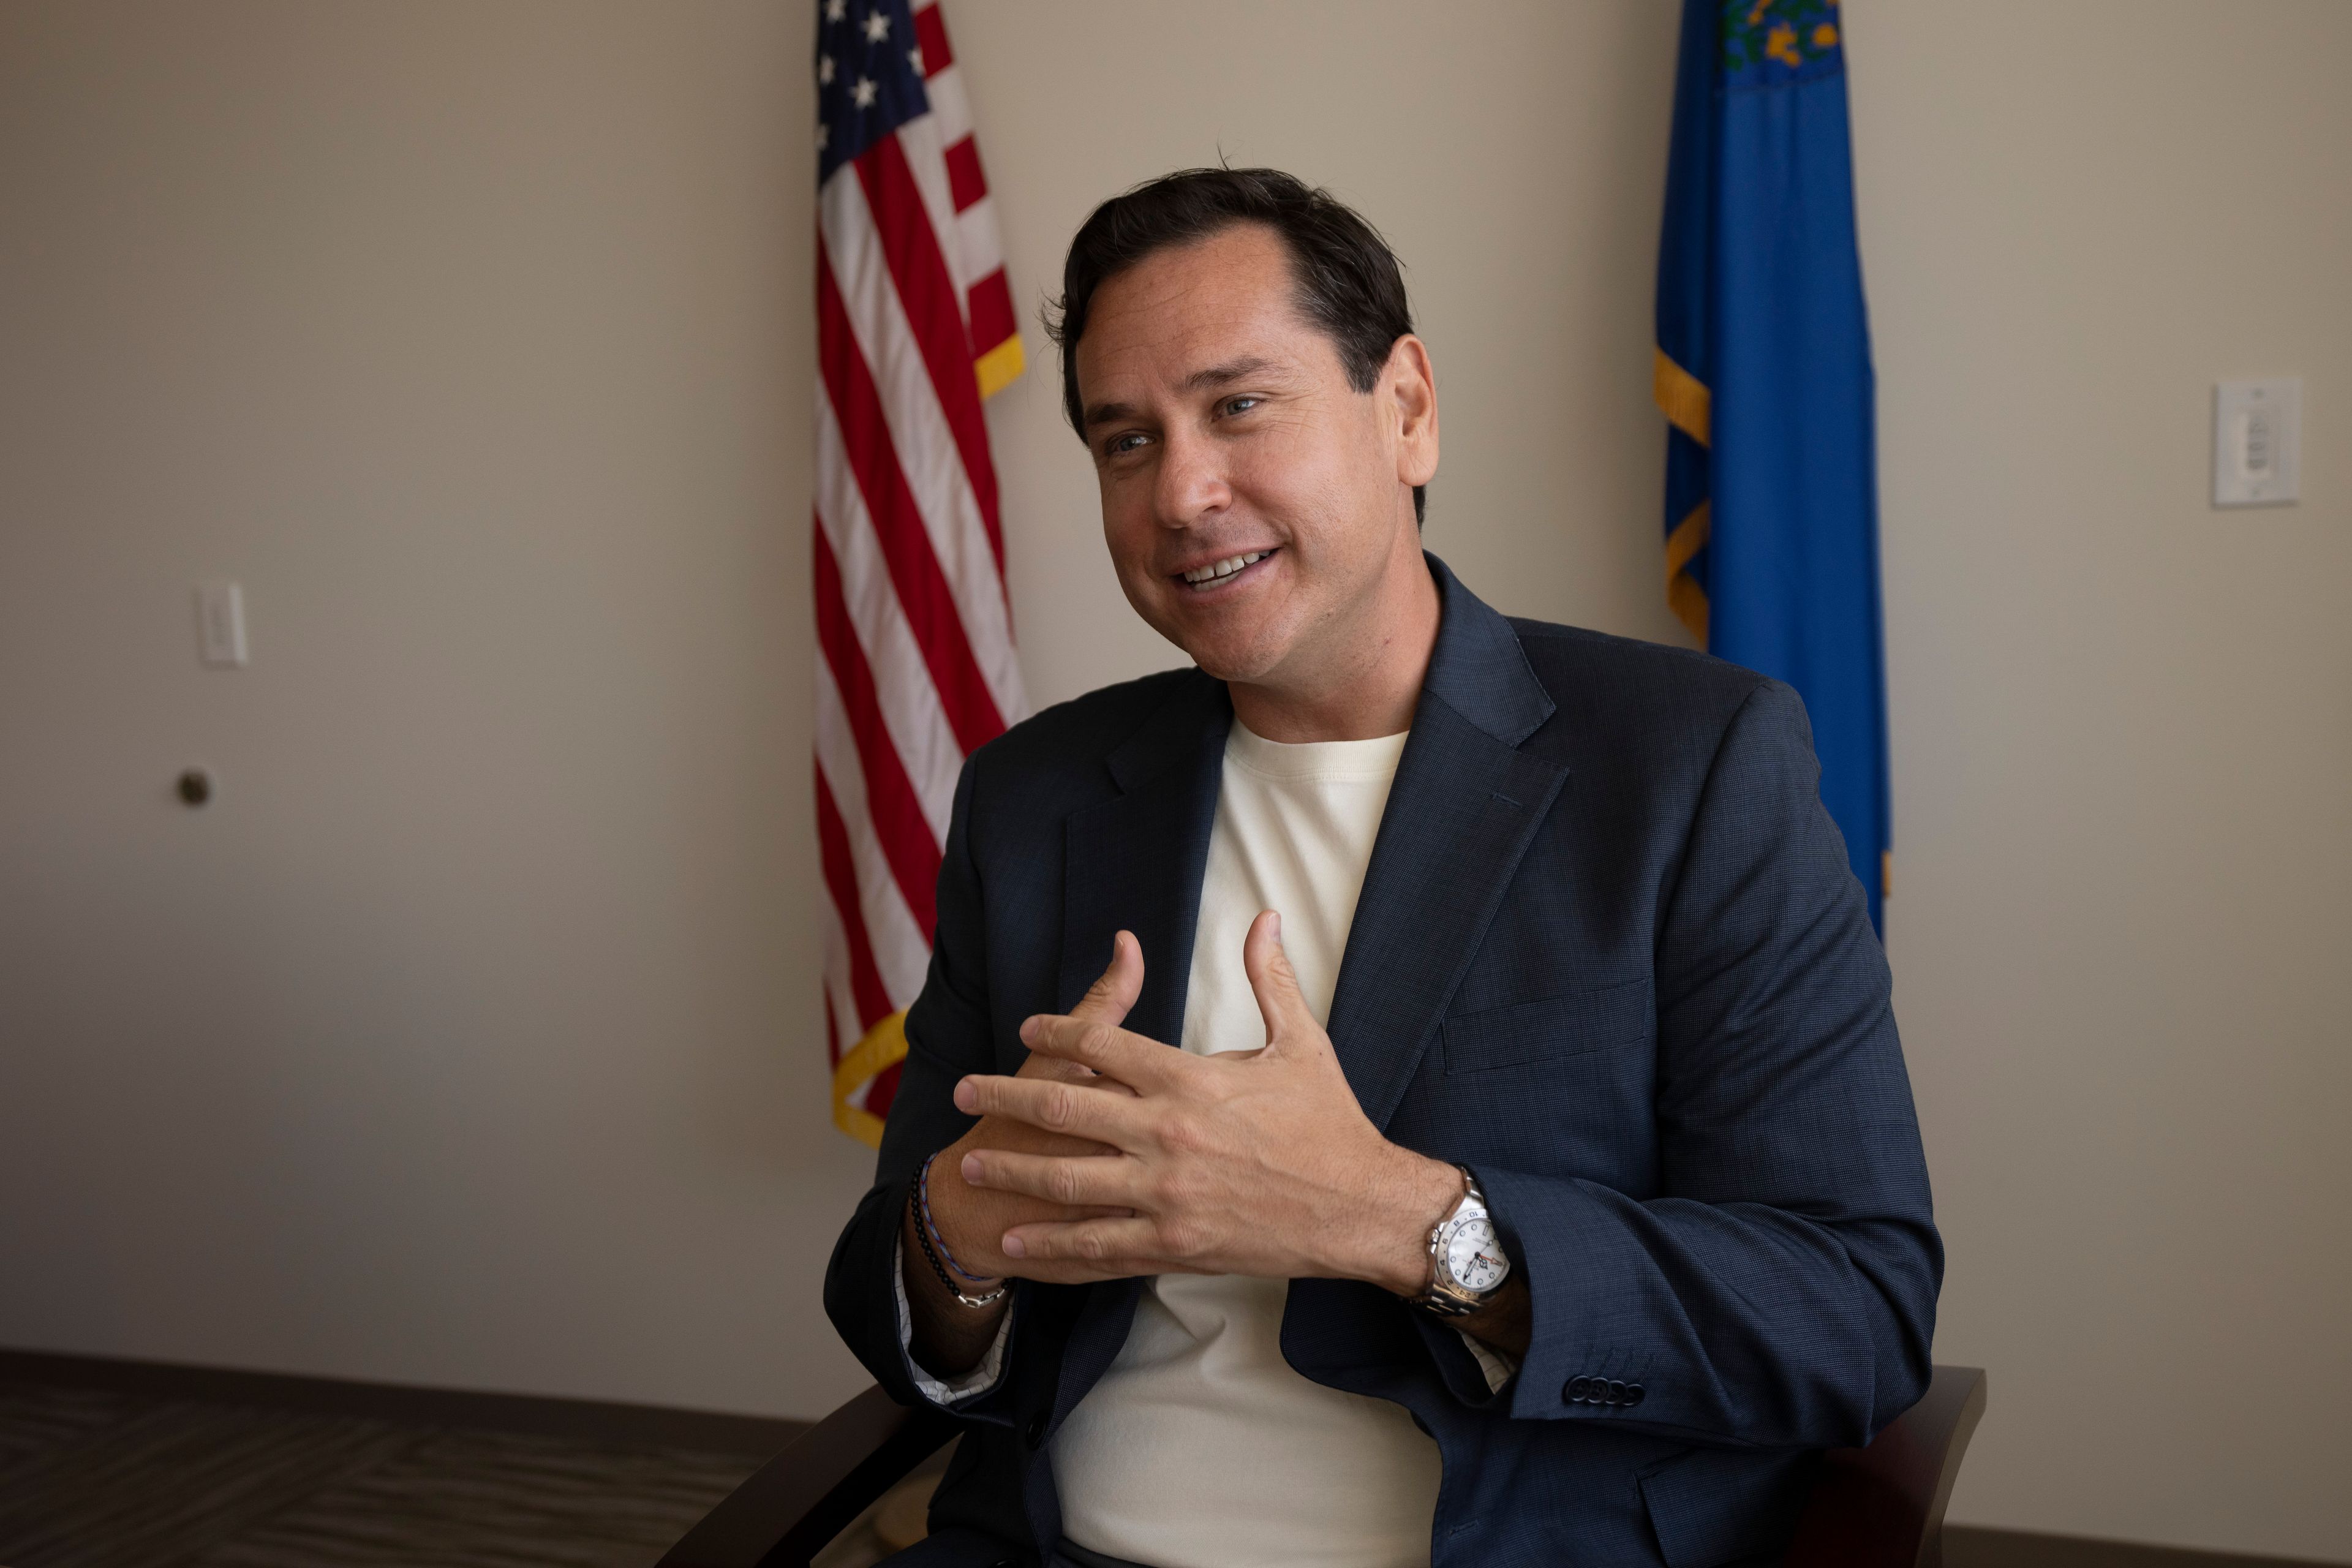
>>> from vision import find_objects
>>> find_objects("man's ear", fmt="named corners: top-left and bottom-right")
top-left (1384, 334), bottom-right (1440, 491)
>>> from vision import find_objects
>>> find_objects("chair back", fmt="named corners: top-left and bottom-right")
top-left (660, 1383), bottom-right (954, 1568)
top-left (1784, 1365), bottom-right (1989, 1568)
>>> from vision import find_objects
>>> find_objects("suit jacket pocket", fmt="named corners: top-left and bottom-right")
top-left (1439, 979), bottom-right (1652, 1073)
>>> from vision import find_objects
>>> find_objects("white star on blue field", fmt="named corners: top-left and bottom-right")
top-left (816, 0), bottom-right (929, 182)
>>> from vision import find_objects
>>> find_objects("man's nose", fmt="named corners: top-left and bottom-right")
top-left (1153, 429), bottom-right (1232, 526)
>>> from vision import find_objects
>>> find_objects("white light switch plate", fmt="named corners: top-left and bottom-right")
top-left (2213, 378), bottom-right (2301, 507)
top-left (197, 581), bottom-right (248, 666)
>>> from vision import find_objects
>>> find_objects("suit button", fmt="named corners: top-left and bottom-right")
top-left (1564, 1376), bottom-right (1590, 1403)
top-left (1606, 1379), bottom-right (1627, 1406)
top-left (1624, 1382), bottom-right (1645, 1406)
top-left (1024, 1411), bottom-right (1049, 1448)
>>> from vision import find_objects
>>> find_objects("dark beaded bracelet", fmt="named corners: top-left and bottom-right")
top-left (912, 1153), bottom-right (1006, 1308)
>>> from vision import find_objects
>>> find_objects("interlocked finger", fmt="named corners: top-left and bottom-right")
top-left (1068, 930), bottom-right (1145, 1023)
top-left (1243, 909), bottom-right (1320, 1048)
top-left (956, 1071), bottom-right (1150, 1146)
top-left (999, 1216), bottom-right (1174, 1270)
top-left (1018, 1012), bottom-right (1186, 1091)
top-left (960, 1148), bottom-right (1142, 1210)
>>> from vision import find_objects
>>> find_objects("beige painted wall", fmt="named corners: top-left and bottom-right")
top-left (1847, 5), bottom-right (2352, 1558)
top-left (1, 1), bottom-right (2345, 1558)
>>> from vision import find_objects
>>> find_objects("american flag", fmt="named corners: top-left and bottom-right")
top-left (812, 0), bottom-right (1024, 1147)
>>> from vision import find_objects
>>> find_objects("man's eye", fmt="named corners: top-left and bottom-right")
top-left (1222, 396), bottom-right (1261, 417)
top-left (1105, 432), bottom-right (1150, 457)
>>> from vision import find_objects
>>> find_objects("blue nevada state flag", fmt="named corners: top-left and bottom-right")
top-left (1655, 0), bottom-right (1891, 932)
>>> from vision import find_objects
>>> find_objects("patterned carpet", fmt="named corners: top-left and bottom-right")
top-left (0, 1378), bottom-right (791, 1568)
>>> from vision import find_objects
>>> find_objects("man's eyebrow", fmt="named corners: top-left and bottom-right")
top-left (1080, 358), bottom-right (1287, 430)
top-left (1183, 356), bottom-right (1276, 392)
top-left (1080, 399), bottom-right (1142, 431)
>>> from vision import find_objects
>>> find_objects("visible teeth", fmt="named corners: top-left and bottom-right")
top-left (1182, 551), bottom-right (1267, 586)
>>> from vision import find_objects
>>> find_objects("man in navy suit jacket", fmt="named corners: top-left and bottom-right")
top-left (826, 168), bottom-right (1938, 1568)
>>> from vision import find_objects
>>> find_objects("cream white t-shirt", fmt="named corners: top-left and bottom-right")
top-left (1049, 719), bottom-right (1440, 1568)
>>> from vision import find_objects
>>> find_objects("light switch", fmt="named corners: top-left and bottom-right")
top-left (2213, 378), bottom-right (2301, 508)
top-left (197, 581), bottom-right (248, 666)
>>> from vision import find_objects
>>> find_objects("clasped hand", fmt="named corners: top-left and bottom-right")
top-left (935, 911), bottom-right (1454, 1292)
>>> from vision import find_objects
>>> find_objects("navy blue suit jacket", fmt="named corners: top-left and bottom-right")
top-left (826, 557), bottom-right (1940, 1568)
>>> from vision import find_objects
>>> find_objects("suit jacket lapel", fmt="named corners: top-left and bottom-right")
top-left (1325, 556), bottom-right (1569, 1132)
top-left (1058, 672), bottom-right (1231, 1041)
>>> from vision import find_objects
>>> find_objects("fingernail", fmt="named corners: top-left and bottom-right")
top-left (1020, 1017), bottom-right (1039, 1044)
top-left (961, 1153), bottom-right (983, 1183)
top-left (953, 1079), bottom-right (977, 1112)
top-left (1000, 1234), bottom-right (1026, 1259)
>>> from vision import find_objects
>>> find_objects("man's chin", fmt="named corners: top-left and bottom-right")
top-left (1153, 622), bottom-right (1286, 686)
top-left (1189, 651), bottom-right (1275, 685)
top-left (1129, 595), bottom-right (1287, 683)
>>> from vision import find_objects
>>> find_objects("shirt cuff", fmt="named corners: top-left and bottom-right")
top-left (1458, 1328), bottom-right (1518, 1395)
top-left (894, 1235), bottom-right (1014, 1406)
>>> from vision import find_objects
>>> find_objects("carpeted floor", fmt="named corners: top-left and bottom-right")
top-left (6, 1373), bottom-right (2311, 1568)
top-left (0, 1378), bottom-right (793, 1568)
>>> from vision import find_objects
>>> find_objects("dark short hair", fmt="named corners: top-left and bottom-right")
top-left (1045, 167), bottom-right (1426, 526)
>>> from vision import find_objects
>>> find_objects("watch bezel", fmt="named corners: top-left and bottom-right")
top-left (1441, 1213), bottom-right (1509, 1292)
top-left (1407, 1166), bottom-right (1509, 1317)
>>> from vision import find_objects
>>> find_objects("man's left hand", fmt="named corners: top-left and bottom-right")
top-left (951, 910), bottom-right (1462, 1292)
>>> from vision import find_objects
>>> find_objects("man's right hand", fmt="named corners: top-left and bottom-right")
top-left (902, 935), bottom-right (1143, 1376)
top-left (923, 931), bottom-right (1144, 1279)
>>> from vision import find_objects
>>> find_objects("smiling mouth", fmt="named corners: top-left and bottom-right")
top-left (1178, 549), bottom-right (1274, 590)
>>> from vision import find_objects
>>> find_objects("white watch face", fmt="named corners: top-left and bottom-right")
top-left (1444, 1215), bottom-right (1509, 1292)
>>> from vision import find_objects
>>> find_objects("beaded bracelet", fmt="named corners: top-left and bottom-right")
top-left (913, 1152), bottom-right (1007, 1308)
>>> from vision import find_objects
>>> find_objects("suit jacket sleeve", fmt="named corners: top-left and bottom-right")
top-left (823, 750), bottom-right (1022, 1419)
top-left (1469, 677), bottom-right (1940, 1449)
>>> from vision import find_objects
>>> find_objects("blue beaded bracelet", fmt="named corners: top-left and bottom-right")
top-left (918, 1151), bottom-right (1003, 1291)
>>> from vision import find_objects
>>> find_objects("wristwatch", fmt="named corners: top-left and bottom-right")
top-left (1406, 1166), bottom-right (1511, 1317)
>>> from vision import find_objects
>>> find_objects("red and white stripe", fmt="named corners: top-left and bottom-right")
top-left (818, 0), bottom-right (1025, 1147)
top-left (907, 2), bottom-right (1024, 397)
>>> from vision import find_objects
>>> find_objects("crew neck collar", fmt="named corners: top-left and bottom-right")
top-left (1225, 717), bottom-right (1409, 780)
